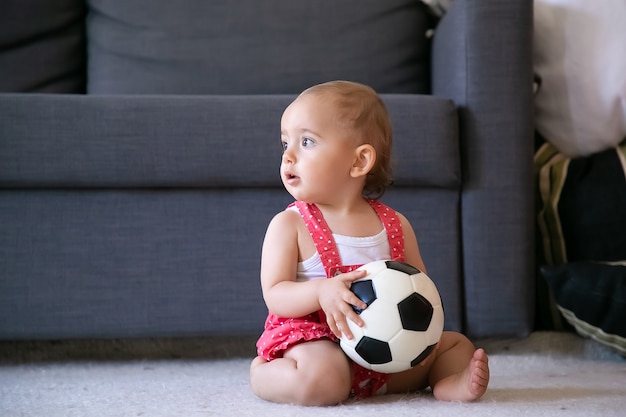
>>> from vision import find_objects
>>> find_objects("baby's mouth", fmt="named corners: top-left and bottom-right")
top-left (284, 172), bottom-right (299, 183)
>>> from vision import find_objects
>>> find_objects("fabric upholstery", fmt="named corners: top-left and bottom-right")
top-left (0, 189), bottom-right (291, 338)
top-left (0, 0), bottom-right (86, 93)
top-left (87, 0), bottom-right (434, 94)
top-left (432, 0), bottom-right (535, 337)
top-left (0, 188), bottom-right (461, 339)
top-left (0, 94), bottom-right (459, 189)
top-left (0, 0), bottom-right (534, 340)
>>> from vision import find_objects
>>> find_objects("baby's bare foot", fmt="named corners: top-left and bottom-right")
top-left (433, 348), bottom-right (490, 402)
top-left (465, 348), bottom-right (489, 400)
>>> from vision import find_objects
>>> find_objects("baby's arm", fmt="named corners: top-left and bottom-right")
top-left (259, 210), bottom-right (366, 338)
top-left (397, 212), bottom-right (427, 273)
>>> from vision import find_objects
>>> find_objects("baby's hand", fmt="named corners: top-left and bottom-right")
top-left (317, 269), bottom-right (368, 340)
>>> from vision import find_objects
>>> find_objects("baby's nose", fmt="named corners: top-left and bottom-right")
top-left (282, 150), bottom-right (294, 163)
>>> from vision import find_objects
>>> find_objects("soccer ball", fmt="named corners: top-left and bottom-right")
top-left (339, 260), bottom-right (444, 374)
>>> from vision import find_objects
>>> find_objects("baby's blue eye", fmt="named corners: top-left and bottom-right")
top-left (281, 141), bottom-right (288, 151)
top-left (302, 137), bottom-right (314, 147)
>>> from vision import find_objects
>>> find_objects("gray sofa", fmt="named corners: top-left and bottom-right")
top-left (0, 0), bottom-right (534, 341)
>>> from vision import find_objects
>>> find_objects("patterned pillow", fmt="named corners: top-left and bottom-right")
top-left (541, 261), bottom-right (626, 356)
top-left (535, 139), bottom-right (626, 353)
top-left (535, 140), bottom-right (626, 265)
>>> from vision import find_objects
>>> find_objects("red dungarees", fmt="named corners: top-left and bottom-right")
top-left (256, 200), bottom-right (406, 398)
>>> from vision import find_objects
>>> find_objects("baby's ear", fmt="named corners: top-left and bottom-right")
top-left (351, 144), bottom-right (376, 178)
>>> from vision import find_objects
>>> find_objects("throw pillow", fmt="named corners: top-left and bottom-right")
top-left (535, 140), bottom-right (626, 265)
top-left (541, 261), bottom-right (626, 356)
top-left (533, 0), bottom-right (626, 157)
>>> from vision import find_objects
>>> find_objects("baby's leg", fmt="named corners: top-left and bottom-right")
top-left (385, 331), bottom-right (489, 402)
top-left (427, 332), bottom-right (489, 402)
top-left (249, 339), bottom-right (352, 406)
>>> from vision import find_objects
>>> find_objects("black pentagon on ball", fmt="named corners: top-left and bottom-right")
top-left (350, 279), bottom-right (376, 314)
top-left (410, 343), bottom-right (437, 367)
top-left (384, 260), bottom-right (421, 275)
top-left (398, 293), bottom-right (433, 331)
top-left (355, 336), bottom-right (392, 365)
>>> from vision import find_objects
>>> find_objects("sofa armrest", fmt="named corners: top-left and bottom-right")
top-left (431, 0), bottom-right (535, 338)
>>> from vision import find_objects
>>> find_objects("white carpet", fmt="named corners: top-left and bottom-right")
top-left (1, 332), bottom-right (625, 417)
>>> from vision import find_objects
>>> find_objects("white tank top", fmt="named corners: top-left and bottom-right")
top-left (296, 229), bottom-right (391, 282)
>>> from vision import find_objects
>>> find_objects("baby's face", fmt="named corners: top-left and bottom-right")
top-left (279, 93), bottom-right (360, 203)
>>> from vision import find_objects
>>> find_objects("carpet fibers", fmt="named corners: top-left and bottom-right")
top-left (1, 332), bottom-right (625, 416)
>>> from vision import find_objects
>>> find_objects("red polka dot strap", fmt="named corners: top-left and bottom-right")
top-left (366, 199), bottom-right (405, 262)
top-left (293, 200), bottom-right (405, 278)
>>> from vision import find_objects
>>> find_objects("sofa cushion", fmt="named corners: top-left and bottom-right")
top-left (86, 0), bottom-right (434, 94)
top-left (0, 94), bottom-right (459, 189)
top-left (0, 0), bottom-right (86, 93)
top-left (0, 189), bottom-right (463, 338)
top-left (0, 189), bottom-right (293, 338)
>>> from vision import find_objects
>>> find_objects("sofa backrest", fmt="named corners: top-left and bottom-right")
top-left (0, 0), bottom-right (87, 93)
top-left (0, 0), bottom-right (435, 95)
top-left (86, 0), bottom-right (434, 94)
